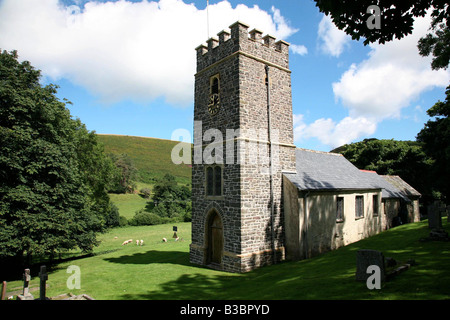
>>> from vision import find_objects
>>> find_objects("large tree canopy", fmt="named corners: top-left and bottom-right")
top-left (331, 139), bottom-right (434, 200)
top-left (314, 0), bottom-right (449, 69)
top-left (0, 50), bottom-right (117, 266)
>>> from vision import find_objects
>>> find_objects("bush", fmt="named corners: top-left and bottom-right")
top-left (140, 188), bottom-right (151, 199)
top-left (119, 215), bottom-right (128, 227)
top-left (129, 210), bottom-right (162, 226)
top-left (106, 203), bottom-right (120, 227)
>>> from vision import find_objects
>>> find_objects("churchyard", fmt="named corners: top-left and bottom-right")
top-left (2, 218), bottom-right (450, 300)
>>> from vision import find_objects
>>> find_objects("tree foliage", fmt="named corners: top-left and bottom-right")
top-left (0, 50), bottom-right (117, 266)
top-left (108, 153), bottom-right (137, 194)
top-left (151, 174), bottom-right (191, 222)
top-left (417, 85), bottom-right (450, 201)
top-left (331, 139), bottom-right (434, 200)
top-left (314, 0), bottom-right (449, 69)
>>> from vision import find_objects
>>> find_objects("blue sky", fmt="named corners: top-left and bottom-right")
top-left (0, 0), bottom-right (448, 151)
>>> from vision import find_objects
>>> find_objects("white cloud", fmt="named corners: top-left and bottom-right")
top-left (294, 114), bottom-right (377, 149)
top-left (317, 14), bottom-right (351, 57)
top-left (297, 12), bottom-right (450, 149)
top-left (0, 0), bottom-right (298, 105)
top-left (290, 44), bottom-right (308, 56)
top-left (332, 14), bottom-right (450, 121)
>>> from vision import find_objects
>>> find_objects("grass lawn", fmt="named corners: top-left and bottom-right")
top-left (5, 219), bottom-right (450, 300)
top-left (109, 192), bottom-right (150, 220)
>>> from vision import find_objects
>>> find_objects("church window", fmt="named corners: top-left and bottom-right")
top-left (336, 197), bottom-right (344, 222)
top-left (206, 167), bottom-right (214, 196)
top-left (206, 165), bottom-right (223, 197)
top-left (210, 75), bottom-right (219, 95)
top-left (355, 196), bottom-right (364, 219)
top-left (373, 194), bottom-right (379, 216)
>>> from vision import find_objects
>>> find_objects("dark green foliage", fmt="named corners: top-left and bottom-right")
top-left (0, 50), bottom-right (117, 266)
top-left (331, 139), bottom-right (434, 201)
top-left (118, 215), bottom-right (129, 227)
top-left (129, 211), bottom-right (162, 226)
top-left (152, 174), bottom-right (191, 223)
top-left (108, 153), bottom-right (137, 194)
top-left (417, 85), bottom-right (450, 201)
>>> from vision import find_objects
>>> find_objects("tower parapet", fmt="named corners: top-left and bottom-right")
top-left (196, 21), bottom-right (290, 73)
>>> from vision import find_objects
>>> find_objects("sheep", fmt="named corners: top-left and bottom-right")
top-left (140, 239), bottom-right (144, 246)
top-left (162, 238), bottom-right (167, 242)
top-left (136, 240), bottom-right (139, 246)
top-left (122, 239), bottom-right (133, 245)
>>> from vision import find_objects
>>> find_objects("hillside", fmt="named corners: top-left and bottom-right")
top-left (97, 134), bottom-right (191, 184)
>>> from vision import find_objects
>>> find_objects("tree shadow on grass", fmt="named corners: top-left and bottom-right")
top-left (103, 250), bottom-right (191, 267)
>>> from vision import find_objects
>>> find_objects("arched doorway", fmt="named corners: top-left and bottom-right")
top-left (206, 210), bottom-right (223, 265)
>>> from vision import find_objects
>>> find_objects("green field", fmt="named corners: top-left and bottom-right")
top-left (97, 134), bottom-right (191, 184)
top-left (6, 219), bottom-right (450, 300)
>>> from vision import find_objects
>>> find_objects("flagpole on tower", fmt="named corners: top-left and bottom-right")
top-left (207, 0), bottom-right (210, 39)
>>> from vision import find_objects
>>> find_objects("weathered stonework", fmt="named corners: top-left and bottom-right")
top-left (190, 21), bottom-right (296, 273)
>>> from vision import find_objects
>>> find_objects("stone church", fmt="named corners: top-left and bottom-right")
top-left (189, 21), bottom-right (420, 273)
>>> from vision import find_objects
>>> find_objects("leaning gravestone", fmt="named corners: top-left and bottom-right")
top-left (356, 249), bottom-right (386, 282)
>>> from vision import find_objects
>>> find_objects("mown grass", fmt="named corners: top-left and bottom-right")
top-left (5, 219), bottom-right (450, 300)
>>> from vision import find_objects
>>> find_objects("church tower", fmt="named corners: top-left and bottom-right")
top-left (190, 21), bottom-right (296, 273)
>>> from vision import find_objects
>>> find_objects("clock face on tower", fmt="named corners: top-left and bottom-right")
top-left (208, 93), bottom-right (220, 116)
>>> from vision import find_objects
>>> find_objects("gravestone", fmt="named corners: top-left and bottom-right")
top-left (427, 201), bottom-right (443, 230)
top-left (38, 265), bottom-right (48, 300)
top-left (356, 249), bottom-right (386, 282)
top-left (17, 269), bottom-right (34, 300)
top-left (426, 200), bottom-right (449, 241)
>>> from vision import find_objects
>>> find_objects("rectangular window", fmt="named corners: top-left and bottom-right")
top-left (336, 197), bottom-right (344, 222)
top-left (355, 196), bottom-right (364, 219)
top-left (373, 194), bottom-right (379, 216)
top-left (214, 166), bottom-right (222, 196)
top-left (205, 165), bottom-right (223, 198)
top-left (206, 167), bottom-right (214, 196)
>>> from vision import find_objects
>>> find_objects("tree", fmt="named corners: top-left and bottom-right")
top-left (332, 139), bottom-right (434, 200)
top-left (314, 0), bottom-right (449, 69)
top-left (417, 85), bottom-right (450, 201)
top-left (152, 174), bottom-right (191, 222)
top-left (108, 153), bottom-right (137, 194)
top-left (0, 50), bottom-right (116, 268)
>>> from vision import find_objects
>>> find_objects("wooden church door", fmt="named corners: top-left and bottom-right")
top-left (208, 212), bottom-right (223, 264)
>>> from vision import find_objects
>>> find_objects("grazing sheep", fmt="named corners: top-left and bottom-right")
top-left (162, 238), bottom-right (167, 242)
top-left (140, 239), bottom-right (144, 246)
top-left (122, 239), bottom-right (133, 245)
top-left (136, 240), bottom-right (139, 245)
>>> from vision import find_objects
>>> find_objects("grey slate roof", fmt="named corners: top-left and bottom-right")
top-left (359, 170), bottom-right (410, 201)
top-left (283, 148), bottom-right (378, 191)
top-left (381, 175), bottom-right (421, 198)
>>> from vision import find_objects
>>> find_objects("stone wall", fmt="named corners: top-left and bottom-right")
top-left (284, 183), bottom-right (383, 261)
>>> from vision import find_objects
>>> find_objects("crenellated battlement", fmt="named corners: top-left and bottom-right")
top-left (195, 21), bottom-right (290, 73)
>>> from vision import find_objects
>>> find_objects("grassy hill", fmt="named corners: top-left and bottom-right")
top-left (97, 134), bottom-right (191, 185)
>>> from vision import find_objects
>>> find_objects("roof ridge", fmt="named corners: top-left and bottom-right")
top-left (296, 147), bottom-right (343, 156)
